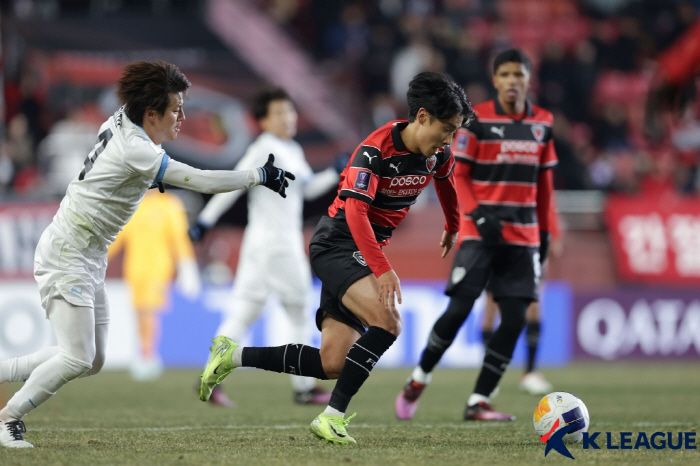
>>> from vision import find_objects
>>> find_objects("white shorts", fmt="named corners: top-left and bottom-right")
top-left (232, 241), bottom-right (311, 306)
top-left (34, 226), bottom-right (110, 324)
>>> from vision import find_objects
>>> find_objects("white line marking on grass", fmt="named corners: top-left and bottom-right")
top-left (31, 422), bottom-right (508, 433)
top-left (594, 421), bottom-right (697, 428)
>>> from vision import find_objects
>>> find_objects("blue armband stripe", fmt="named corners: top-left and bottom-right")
top-left (154, 153), bottom-right (170, 183)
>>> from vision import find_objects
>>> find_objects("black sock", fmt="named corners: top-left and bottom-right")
top-left (419, 295), bottom-right (476, 373)
top-left (473, 297), bottom-right (529, 397)
top-left (525, 321), bottom-right (540, 373)
top-left (242, 344), bottom-right (328, 380)
top-left (481, 329), bottom-right (494, 345)
top-left (329, 326), bottom-right (396, 413)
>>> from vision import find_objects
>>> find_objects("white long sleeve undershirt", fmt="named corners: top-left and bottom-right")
top-left (161, 159), bottom-right (261, 195)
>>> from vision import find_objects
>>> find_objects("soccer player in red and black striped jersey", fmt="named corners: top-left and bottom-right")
top-left (199, 72), bottom-right (473, 444)
top-left (481, 197), bottom-right (562, 396)
top-left (396, 49), bottom-right (558, 422)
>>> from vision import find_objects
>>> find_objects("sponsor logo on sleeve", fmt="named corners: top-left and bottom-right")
top-left (456, 132), bottom-right (467, 151)
top-left (353, 170), bottom-right (371, 192)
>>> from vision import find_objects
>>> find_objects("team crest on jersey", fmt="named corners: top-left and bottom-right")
top-left (426, 155), bottom-right (437, 172)
top-left (531, 124), bottom-right (545, 142)
top-left (353, 251), bottom-right (367, 267)
top-left (353, 170), bottom-right (371, 192)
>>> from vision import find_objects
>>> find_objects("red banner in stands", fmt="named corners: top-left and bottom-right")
top-left (606, 194), bottom-right (700, 286)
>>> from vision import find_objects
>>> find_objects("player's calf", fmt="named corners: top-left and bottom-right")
top-left (319, 348), bottom-right (346, 380)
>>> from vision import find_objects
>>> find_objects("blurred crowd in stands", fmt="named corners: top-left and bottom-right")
top-left (261, 0), bottom-right (700, 195)
top-left (2, 0), bottom-right (700, 198)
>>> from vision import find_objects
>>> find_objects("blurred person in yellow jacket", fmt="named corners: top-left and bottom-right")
top-left (109, 189), bottom-right (200, 381)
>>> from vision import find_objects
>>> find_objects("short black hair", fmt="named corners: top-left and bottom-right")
top-left (407, 72), bottom-right (473, 125)
top-left (493, 48), bottom-right (532, 75)
top-left (251, 87), bottom-right (292, 120)
top-left (116, 60), bottom-right (190, 126)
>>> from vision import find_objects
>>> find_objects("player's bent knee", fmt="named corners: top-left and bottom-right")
top-left (81, 353), bottom-right (105, 378)
top-left (381, 317), bottom-right (402, 337)
top-left (57, 351), bottom-right (92, 382)
top-left (319, 348), bottom-right (345, 380)
top-left (367, 310), bottom-right (402, 337)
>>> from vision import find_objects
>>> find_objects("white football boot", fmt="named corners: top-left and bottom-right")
top-left (520, 372), bottom-right (553, 395)
top-left (0, 420), bottom-right (33, 448)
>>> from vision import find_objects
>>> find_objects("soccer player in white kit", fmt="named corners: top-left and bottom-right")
top-left (189, 87), bottom-right (342, 406)
top-left (0, 60), bottom-right (294, 448)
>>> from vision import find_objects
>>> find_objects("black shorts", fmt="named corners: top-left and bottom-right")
top-left (445, 240), bottom-right (540, 301)
top-left (485, 259), bottom-right (548, 295)
top-left (309, 215), bottom-right (373, 335)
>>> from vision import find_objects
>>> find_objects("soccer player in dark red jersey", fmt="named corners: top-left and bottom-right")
top-left (395, 49), bottom-right (558, 422)
top-left (199, 72), bottom-right (473, 443)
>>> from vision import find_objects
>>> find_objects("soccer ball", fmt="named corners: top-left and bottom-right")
top-left (533, 391), bottom-right (590, 444)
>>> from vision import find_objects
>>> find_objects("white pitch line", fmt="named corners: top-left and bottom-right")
top-left (30, 423), bottom-right (508, 433)
top-left (29, 421), bottom-right (697, 433)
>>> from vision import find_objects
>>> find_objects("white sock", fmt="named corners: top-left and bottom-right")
top-left (0, 347), bottom-right (60, 383)
top-left (0, 352), bottom-right (91, 421)
top-left (231, 346), bottom-right (243, 367)
top-left (290, 374), bottom-right (315, 393)
top-left (467, 393), bottom-right (490, 407)
top-left (411, 366), bottom-right (432, 385)
top-left (323, 406), bottom-right (344, 417)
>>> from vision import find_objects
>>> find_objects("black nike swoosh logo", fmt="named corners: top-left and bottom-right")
top-left (213, 363), bottom-right (223, 375)
top-left (329, 424), bottom-right (346, 437)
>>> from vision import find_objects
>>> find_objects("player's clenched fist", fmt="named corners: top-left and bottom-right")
top-left (258, 154), bottom-right (296, 198)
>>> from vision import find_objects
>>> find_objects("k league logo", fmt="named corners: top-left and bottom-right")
top-left (541, 423), bottom-right (578, 459)
top-left (542, 429), bottom-right (698, 459)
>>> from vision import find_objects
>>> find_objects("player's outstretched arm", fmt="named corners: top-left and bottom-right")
top-left (160, 155), bottom-right (294, 196)
top-left (302, 151), bottom-right (349, 201)
top-left (188, 190), bottom-right (245, 242)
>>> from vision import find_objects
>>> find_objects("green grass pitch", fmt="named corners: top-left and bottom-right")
top-left (1, 363), bottom-right (698, 465)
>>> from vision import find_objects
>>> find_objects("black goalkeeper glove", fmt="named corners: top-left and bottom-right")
top-left (539, 231), bottom-right (551, 264)
top-left (188, 221), bottom-right (210, 242)
top-left (259, 154), bottom-right (296, 198)
top-left (470, 206), bottom-right (502, 244)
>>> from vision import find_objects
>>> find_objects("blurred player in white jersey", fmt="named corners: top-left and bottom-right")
top-left (188, 87), bottom-right (344, 406)
top-left (0, 60), bottom-right (294, 448)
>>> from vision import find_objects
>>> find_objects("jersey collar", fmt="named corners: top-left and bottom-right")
top-left (391, 121), bottom-right (410, 153)
top-left (494, 99), bottom-right (534, 121)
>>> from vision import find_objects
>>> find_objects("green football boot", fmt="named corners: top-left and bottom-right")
top-left (199, 336), bottom-right (238, 402)
top-left (310, 412), bottom-right (357, 444)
